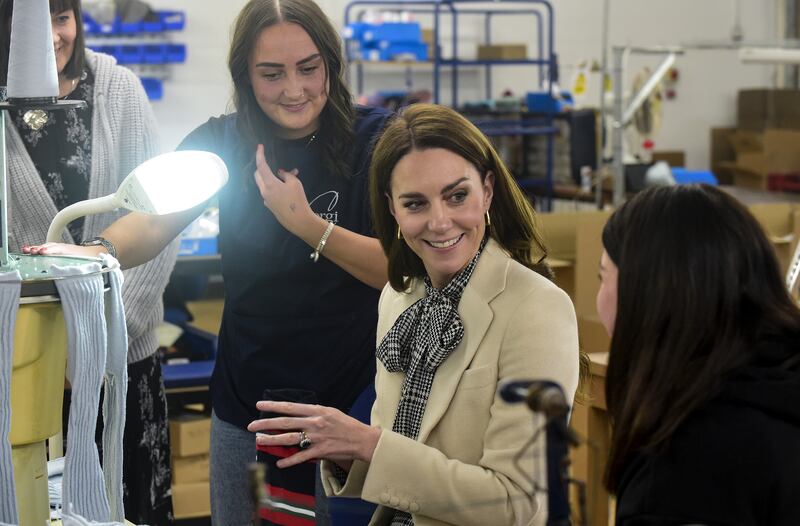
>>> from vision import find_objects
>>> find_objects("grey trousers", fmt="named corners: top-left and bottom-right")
top-left (210, 411), bottom-right (257, 526)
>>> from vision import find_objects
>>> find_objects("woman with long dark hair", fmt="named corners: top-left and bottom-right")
top-left (597, 185), bottom-right (800, 525)
top-left (248, 104), bottom-right (580, 526)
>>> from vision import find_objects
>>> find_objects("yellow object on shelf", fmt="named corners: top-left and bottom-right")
top-left (11, 299), bottom-right (68, 526)
top-left (10, 300), bottom-right (67, 445)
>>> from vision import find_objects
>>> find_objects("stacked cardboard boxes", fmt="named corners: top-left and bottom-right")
top-left (539, 210), bottom-right (612, 354)
top-left (169, 412), bottom-right (211, 519)
top-left (712, 89), bottom-right (800, 190)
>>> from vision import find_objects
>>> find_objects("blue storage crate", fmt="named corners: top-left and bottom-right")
top-left (671, 168), bottom-right (718, 185)
top-left (83, 13), bottom-right (119, 35)
top-left (360, 42), bottom-right (427, 61)
top-left (526, 91), bottom-right (573, 113)
top-left (363, 22), bottom-right (421, 44)
top-left (343, 22), bottom-right (371, 41)
top-left (160, 10), bottom-right (186, 31)
top-left (89, 44), bottom-right (120, 60)
top-left (142, 43), bottom-right (168, 64)
top-left (140, 77), bottom-right (163, 100)
top-left (166, 43), bottom-right (187, 63)
top-left (117, 44), bottom-right (144, 64)
top-left (141, 17), bottom-right (164, 33)
top-left (119, 19), bottom-right (143, 34)
top-left (178, 237), bottom-right (218, 256)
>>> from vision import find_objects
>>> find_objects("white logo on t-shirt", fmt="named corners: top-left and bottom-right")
top-left (309, 190), bottom-right (340, 224)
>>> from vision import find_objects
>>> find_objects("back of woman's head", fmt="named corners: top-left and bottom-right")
top-left (1, 0), bottom-right (85, 85)
top-left (603, 184), bottom-right (800, 492)
top-left (368, 103), bottom-right (550, 291)
top-left (228, 0), bottom-right (353, 177)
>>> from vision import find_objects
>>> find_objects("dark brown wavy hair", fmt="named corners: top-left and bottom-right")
top-left (369, 103), bottom-right (551, 292)
top-left (228, 0), bottom-right (354, 178)
top-left (602, 184), bottom-right (800, 493)
top-left (1, 0), bottom-right (85, 85)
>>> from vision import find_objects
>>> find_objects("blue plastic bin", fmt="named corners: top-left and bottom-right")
top-left (526, 91), bottom-right (573, 113)
top-left (83, 13), bottom-right (118, 35)
top-left (160, 11), bottom-right (186, 31)
top-left (119, 19), bottom-right (142, 34)
top-left (343, 22), bottom-right (371, 41)
top-left (178, 237), bottom-right (217, 257)
top-left (142, 43), bottom-right (168, 64)
top-left (140, 77), bottom-right (163, 100)
top-left (166, 44), bottom-right (187, 63)
top-left (671, 168), bottom-right (718, 185)
top-left (363, 22), bottom-right (421, 43)
top-left (360, 42), bottom-right (427, 61)
top-left (117, 44), bottom-right (144, 64)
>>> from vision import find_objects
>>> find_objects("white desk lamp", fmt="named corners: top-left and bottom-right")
top-left (46, 150), bottom-right (229, 243)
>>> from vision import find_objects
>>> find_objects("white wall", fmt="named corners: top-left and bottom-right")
top-left (147, 0), bottom-right (248, 150)
top-left (147, 0), bottom-right (778, 169)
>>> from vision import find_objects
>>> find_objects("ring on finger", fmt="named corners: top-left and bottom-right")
top-left (298, 430), bottom-right (312, 450)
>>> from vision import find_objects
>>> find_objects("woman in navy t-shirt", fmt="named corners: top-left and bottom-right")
top-left (28, 0), bottom-right (392, 523)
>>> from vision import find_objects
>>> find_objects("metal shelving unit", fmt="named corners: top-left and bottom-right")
top-left (343, 0), bottom-right (559, 209)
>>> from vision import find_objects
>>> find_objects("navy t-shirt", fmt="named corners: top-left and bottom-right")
top-left (178, 106), bottom-right (392, 429)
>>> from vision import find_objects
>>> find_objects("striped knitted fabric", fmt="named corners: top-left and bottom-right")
top-left (53, 263), bottom-right (111, 521)
top-left (0, 271), bottom-right (21, 525)
top-left (256, 389), bottom-right (318, 526)
top-left (98, 256), bottom-right (128, 523)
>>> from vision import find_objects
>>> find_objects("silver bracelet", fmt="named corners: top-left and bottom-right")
top-left (310, 221), bottom-right (335, 263)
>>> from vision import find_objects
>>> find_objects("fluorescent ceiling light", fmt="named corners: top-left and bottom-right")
top-left (739, 47), bottom-right (800, 64)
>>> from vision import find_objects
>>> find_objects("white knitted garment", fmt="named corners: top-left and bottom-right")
top-left (53, 262), bottom-right (110, 521)
top-left (0, 271), bottom-right (21, 525)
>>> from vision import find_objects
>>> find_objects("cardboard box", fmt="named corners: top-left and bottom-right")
top-left (422, 28), bottom-right (435, 60)
top-left (477, 44), bottom-right (527, 61)
top-left (574, 212), bottom-right (611, 318)
top-left (539, 212), bottom-right (579, 262)
top-left (748, 204), bottom-right (800, 275)
top-left (172, 481), bottom-right (211, 519)
top-left (172, 453), bottom-right (210, 484)
top-left (169, 413), bottom-right (211, 458)
top-left (737, 89), bottom-right (800, 131)
top-left (710, 127), bottom-right (737, 185)
top-left (578, 315), bottom-right (611, 355)
top-left (651, 150), bottom-right (685, 168)
top-left (186, 298), bottom-right (224, 335)
top-left (723, 129), bottom-right (800, 190)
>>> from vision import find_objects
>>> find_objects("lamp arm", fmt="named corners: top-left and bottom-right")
top-left (46, 194), bottom-right (121, 243)
top-left (622, 52), bottom-right (676, 127)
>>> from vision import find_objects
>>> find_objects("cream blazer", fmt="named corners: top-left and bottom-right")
top-left (322, 239), bottom-right (579, 526)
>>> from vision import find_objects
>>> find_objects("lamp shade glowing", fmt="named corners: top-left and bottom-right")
top-left (47, 151), bottom-right (228, 243)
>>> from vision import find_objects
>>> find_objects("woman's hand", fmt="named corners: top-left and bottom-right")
top-left (253, 144), bottom-right (320, 240)
top-left (21, 242), bottom-right (104, 258)
top-left (247, 401), bottom-right (382, 469)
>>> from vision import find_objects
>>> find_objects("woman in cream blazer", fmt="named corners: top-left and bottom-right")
top-left (249, 104), bottom-right (580, 526)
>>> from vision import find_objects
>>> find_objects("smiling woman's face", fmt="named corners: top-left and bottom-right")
top-left (51, 8), bottom-right (77, 76)
top-left (247, 22), bottom-right (328, 139)
top-left (388, 148), bottom-right (493, 289)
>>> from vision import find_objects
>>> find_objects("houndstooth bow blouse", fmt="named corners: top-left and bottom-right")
top-left (376, 236), bottom-right (488, 526)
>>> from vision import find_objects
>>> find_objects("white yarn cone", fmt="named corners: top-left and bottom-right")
top-left (7, 0), bottom-right (59, 99)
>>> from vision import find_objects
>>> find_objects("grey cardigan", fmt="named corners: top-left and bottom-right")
top-left (4, 50), bottom-right (179, 364)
